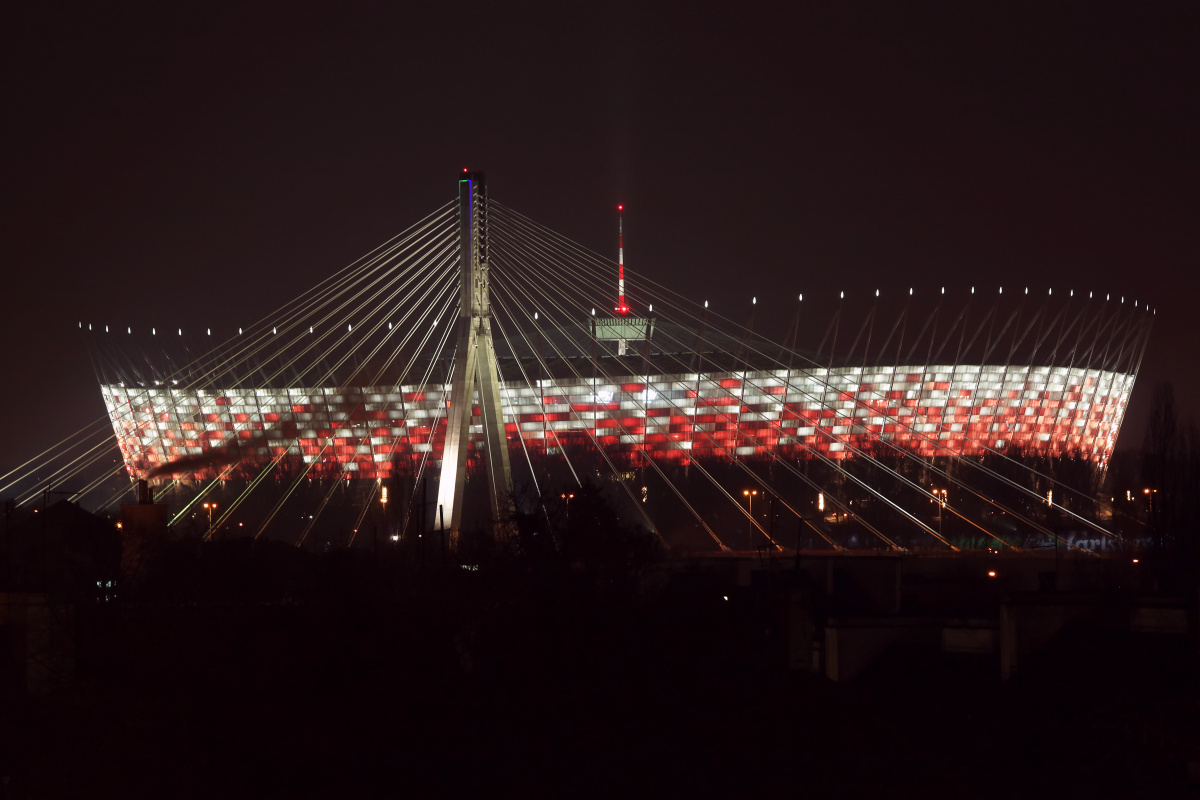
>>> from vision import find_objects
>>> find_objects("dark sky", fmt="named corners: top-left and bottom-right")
top-left (2, 2), bottom-right (1197, 475)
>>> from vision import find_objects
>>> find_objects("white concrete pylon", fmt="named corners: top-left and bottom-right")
top-left (435, 171), bottom-right (514, 545)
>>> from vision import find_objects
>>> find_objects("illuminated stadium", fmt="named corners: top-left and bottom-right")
top-left (86, 177), bottom-right (1151, 551)
top-left (101, 355), bottom-right (1136, 479)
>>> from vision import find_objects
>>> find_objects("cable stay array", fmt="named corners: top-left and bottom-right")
top-left (1, 186), bottom-right (1154, 555)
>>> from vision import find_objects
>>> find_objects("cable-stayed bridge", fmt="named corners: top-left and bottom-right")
top-left (3, 172), bottom-right (1153, 554)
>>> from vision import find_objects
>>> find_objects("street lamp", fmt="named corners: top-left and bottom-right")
top-left (379, 485), bottom-right (390, 544)
top-left (202, 501), bottom-right (217, 535)
top-left (931, 488), bottom-right (947, 539)
top-left (743, 489), bottom-right (758, 549)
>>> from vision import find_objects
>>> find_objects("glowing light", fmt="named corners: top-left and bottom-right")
top-left (534, 312), bottom-right (539, 320)
top-left (648, 304), bottom-right (653, 312)
top-left (987, 570), bottom-right (997, 578)
top-left (818, 492), bottom-right (825, 512)
top-left (618, 204), bottom-right (623, 210)
top-left (875, 289), bottom-right (879, 297)
top-left (752, 296), bottom-right (757, 305)
top-left (704, 301), bottom-right (708, 308)
top-left (840, 291), bottom-right (844, 299)
top-left (798, 294), bottom-right (803, 302)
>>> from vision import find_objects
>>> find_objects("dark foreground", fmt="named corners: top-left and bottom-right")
top-left (2, 545), bottom-right (1198, 798)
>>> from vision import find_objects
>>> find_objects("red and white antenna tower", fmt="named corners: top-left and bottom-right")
top-left (615, 204), bottom-right (629, 314)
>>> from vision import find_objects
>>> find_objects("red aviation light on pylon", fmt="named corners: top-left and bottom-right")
top-left (615, 203), bottom-right (629, 314)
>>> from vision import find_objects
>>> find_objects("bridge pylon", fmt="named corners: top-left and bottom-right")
top-left (435, 171), bottom-right (514, 546)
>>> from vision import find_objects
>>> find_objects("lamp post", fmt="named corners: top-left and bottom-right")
top-left (742, 489), bottom-right (757, 550)
top-left (380, 484), bottom-right (389, 547)
top-left (202, 502), bottom-right (217, 537)
top-left (932, 488), bottom-right (947, 540)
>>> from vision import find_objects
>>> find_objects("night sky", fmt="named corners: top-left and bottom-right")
top-left (3, 2), bottom-right (1197, 478)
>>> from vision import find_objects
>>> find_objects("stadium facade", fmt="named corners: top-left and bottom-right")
top-left (104, 359), bottom-right (1135, 481)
